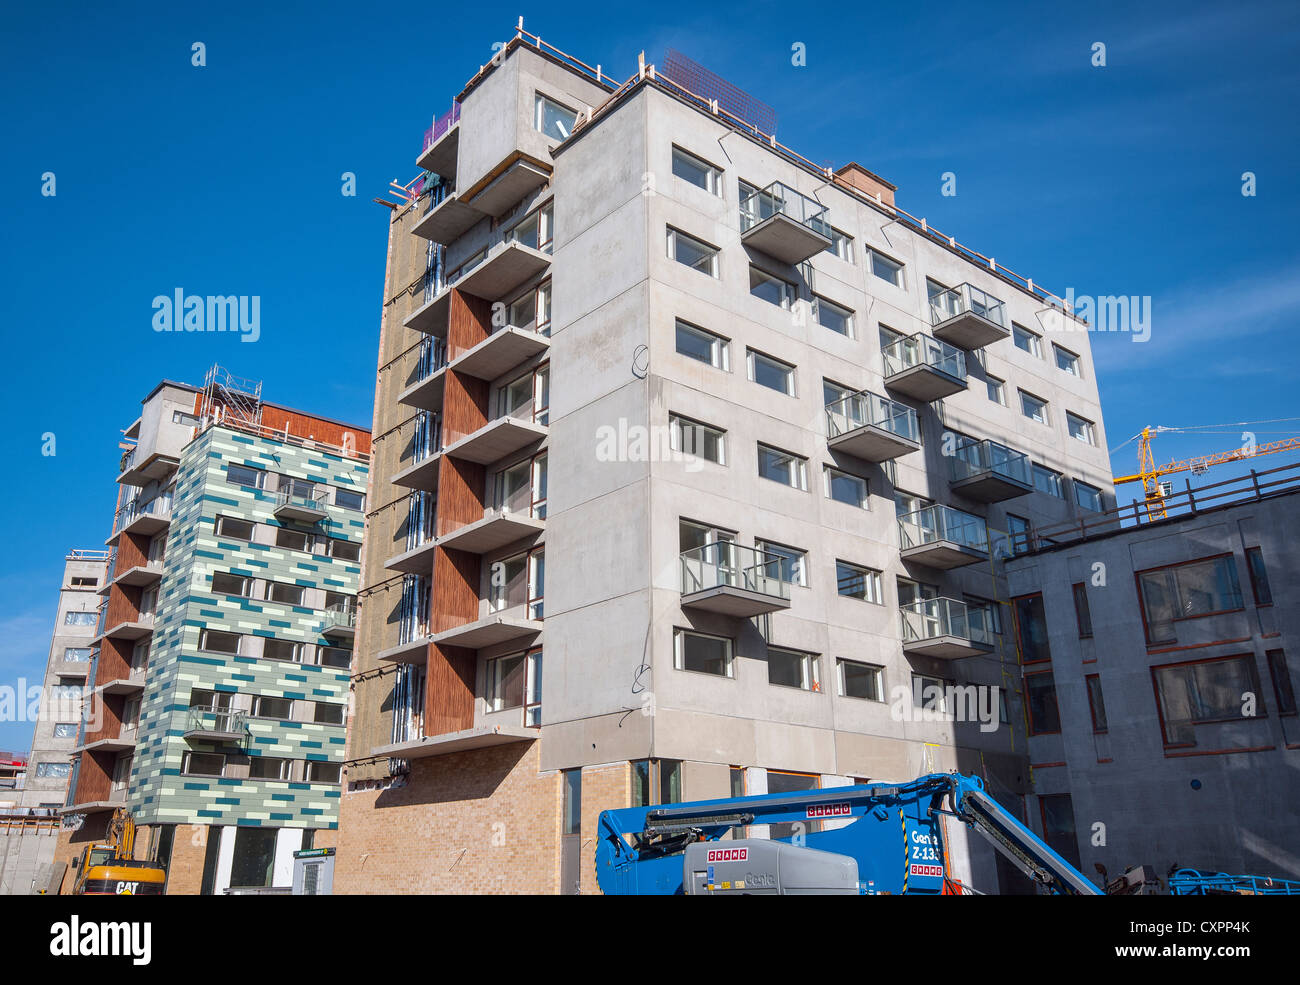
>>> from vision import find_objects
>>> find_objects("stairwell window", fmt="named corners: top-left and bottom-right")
top-left (674, 628), bottom-right (733, 678)
top-left (675, 320), bottom-right (729, 370)
top-left (757, 444), bottom-right (807, 490)
top-left (535, 94), bottom-right (578, 140)
top-left (671, 146), bottom-right (724, 196)
top-left (667, 227), bottom-right (719, 277)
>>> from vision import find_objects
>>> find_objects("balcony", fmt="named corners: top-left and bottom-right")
top-left (403, 273), bottom-right (451, 336)
top-left (464, 158), bottom-right (551, 219)
top-left (77, 735), bottom-right (136, 754)
top-left (274, 486), bottom-right (329, 523)
top-left (416, 104), bottom-right (460, 179)
top-left (60, 796), bottom-right (127, 815)
top-left (109, 495), bottom-right (173, 543)
top-left (679, 542), bottom-right (792, 617)
top-left (392, 416), bottom-right (443, 491)
top-left (117, 447), bottom-right (179, 487)
top-left (825, 390), bottom-right (921, 462)
top-left (430, 615), bottom-right (542, 650)
top-left (882, 333), bottom-right (968, 401)
top-left (411, 189), bottom-right (484, 245)
top-left (437, 508), bottom-right (545, 555)
top-left (183, 709), bottom-right (248, 743)
top-left (96, 672), bottom-right (146, 696)
top-left (322, 602), bottom-right (357, 641)
top-left (377, 636), bottom-right (430, 665)
top-left (949, 438), bottom-right (1032, 502)
top-left (739, 181), bottom-right (832, 264)
top-left (455, 240), bottom-right (551, 304)
top-left (109, 560), bottom-right (163, 589)
top-left (900, 597), bottom-right (996, 659)
top-left (94, 612), bottom-right (155, 644)
top-left (898, 505), bottom-right (989, 569)
top-left (397, 338), bottom-right (448, 411)
top-left (442, 415), bottom-right (547, 466)
top-left (450, 327), bottom-right (551, 382)
top-left (374, 724), bottom-right (538, 761)
top-left (928, 283), bottom-right (1011, 350)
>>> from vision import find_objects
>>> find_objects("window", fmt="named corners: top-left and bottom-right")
top-left (71, 576), bottom-right (97, 587)
top-left (824, 467), bottom-right (868, 508)
top-left (631, 759), bottom-right (682, 807)
top-left (226, 464), bottom-right (266, 489)
top-left (250, 696), bottom-right (293, 720)
top-left (1072, 583), bottom-right (1093, 638)
top-left (1012, 323), bottom-right (1042, 357)
top-left (1267, 651), bottom-right (1296, 716)
top-left (1246, 547), bottom-right (1272, 605)
top-left (318, 646), bottom-right (351, 670)
top-left (265, 582), bottom-right (305, 606)
top-left (669, 414), bottom-right (726, 465)
top-left (757, 444), bottom-right (807, 490)
top-left (304, 761), bottom-right (341, 784)
top-left (1031, 463), bottom-right (1064, 498)
top-left (674, 629), bottom-right (732, 677)
top-left (813, 296), bottom-right (854, 337)
top-left (497, 454), bottom-right (547, 518)
top-left (173, 410), bottom-right (200, 426)
top-left (1066, 413), bottom-right (1095, 445)
top-left (189, 688), bottom-right (232, 711)
top-left (1153, 656), bottom-right (1259, 738)
top-left (1086, 674), bottom-right (1108, 733)
top-left (1019, 390), bottom-right (1049, 425)
top-left (215, 515), bottom-right (255, 541)
top-left (1024, 671), bottom-right (1060, 734)
top-left (335, 489), bottom-right (365, 511)
top-left (199, 629), bottom-right (241, 655)
top-left (894, 490), bottom-right (931, 516)
top-left (767, 647), bottom-right (818, 691)
top-left (509, 202), bottom-right (553, 253)
top-left (1073, 480), bottom-right (1103, 512)
top-left (486, 651), bottom-right (528, 712)
top-left (248, 757), bottom-right (291, 780)
top-left (825, 228), bottom-right (853, 262)
top-left (53, 723), bottom-right (78, 739)
top-left (866, 249), bottom-right (904, 288)
top-left (749, 266), bottom-right (796, 308)
top-left (562, 769), bottom-right (582, 838)
top-left (211, 572), bottom-right (251, 598)
top-left (36, 761), bottom-right (71, 778)
top-left (667, 227), bottom-right (719, 277)
top-left (262, 639), bottom-right (301, 662)
top-left (675, 320), bottom-right (729, 370)
top-left (671, 146), bottom-right (723, 195)
top-left (276, 527), bottom-right (310, 552)
top-left (838, 659), bottom-right (883, 701)
top-left (755, 540), bottom-right (807, 587)
top-left (836, 561), bottom-right (882, 603)
top-left (986, 376), bottom-right (1005, 404)
top-left (1138, 555), bottom-right (1244, 644)
top-left (64, 611), bottom-right (96, 626)
top-left (766, 771), bottom-right (820, 839)
top-left (63, 647), bottom-right (92, 662)
top-left (331, 539), bottom-right (361, 562)
top-left (1038, 794), bottom-right (1081, 869)
top-left (964, 595), bottom-right (1002, 635)
top-left (182, 752), bottom-right (226, 777)
top-left (1006, 514), bottom-right (1031, 555)
top-left (912, 674), bottom-right (950, 714)
top-left (1012, 594), bottom-right (1051, 664)
top-left (1054, 345), bottom-right (1081, 376)
top-left (534, 94), bottom-right (577, 140)
top-left (897, 578), bottom-right (938, 606)
top-left (748, 350), bottom-right (795, 395)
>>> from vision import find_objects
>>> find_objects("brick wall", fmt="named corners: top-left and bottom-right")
top-left (580, 762), bottom-right (630, 894)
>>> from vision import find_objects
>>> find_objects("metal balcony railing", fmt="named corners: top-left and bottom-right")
top-left (186, 708), bottom-right (247, 736)
top-left (740, 181), bottom-right (832, 239)
top-left (680, 542), bottom-right (793, 601)
top-left (929, 283), bottom-right (1008, 330)
top-left (825, 390), bottom-right (919, 443)
top-left (898, 505), bottom-right (989, 553)
top-left (949, 438), bottom-right (1031, 486)
top-left (882, 333), bottom-right (967, 381)
top-left (899, 597), bottom-right (995, 647)
top-left (323, 602), bottom-right (357, 633)
top-left (114, 494), bottom-right (173, 534)
top-left (275, 486), bottom-right (329, 513)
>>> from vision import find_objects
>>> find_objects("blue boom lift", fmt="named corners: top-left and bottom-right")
top-left (596, 771), bottom-right (1100, 895)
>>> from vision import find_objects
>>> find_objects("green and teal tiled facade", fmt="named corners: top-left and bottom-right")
top-left (129, 424), bottom-right (367, 831)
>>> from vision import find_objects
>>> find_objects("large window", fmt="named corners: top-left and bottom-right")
top-left (757, 444), bottom-right (807, 490)
top-left (1024, 671), bottom-right (1060, 734)
top-left (63, 647), bottom-right (92, 662)
top-left (1012, 594), bottom-right (1051, 664)
top-left (199, 629), bottom-right (241, 655)
top-left (667, 227), bottom-right (719, 277)
top-left (486, 649), bottom-right (542, 725)
top-left (250, 696), bottom-right (292, 720)
top-left (534, 94), bottom-right (577, 140)
top-left (675, 320), bottom-right (729, 370)
top-left (838, 659), bottom-right (883, 701)
top-left (215, 515), bottom-right (255, 541)
top-left (64, 611), bottom-right (97, 626)
top-left (836, 561), bottom-right (882, 603)
top-left (226, 464), bottom-right (267, 489)
top-left (674, 629), bottom-right (732, 677)
top-left (249, 757), bottom-right (291, 780)
top-left (749, 266), bottom-right (796, 308)
top-left (182, 752), bottom-right (226, 777)
top-left (632, 759), bottom-right (683, 807)
top-left (669, 414), bottom-right (725, 465)
top-left (1152, 655), bottom-right (1259, 739)
top-left (671, 146), bottom-right (723, 196)
top-left (304, 762), bottom-right (341, 783)
top-left (748, 350), bottom-right (795, 395)
top-left (767, 647), bottom-right (818, 691)
top-left (1137, 555), bottom-right (1243, 643)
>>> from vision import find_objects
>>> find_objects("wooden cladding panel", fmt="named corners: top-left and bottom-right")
top-left (436, 456), bottom-right (486, 536)
top-left (448, 288), bottom-right (493, 359)
top-left (104, 583), bottom-right (141, 628)
top-left (443, 371), bottom-right (489, 447)
top-left (114, 532), bottom-right (149, 575)
top-left (71, 749), bottom-right (114, 804)
top-left (424, 644), bottom-right (476, 736)
top-left (84, 694), bottom-right (125, 745)
top-left (430, 546), bottom-right (481, 634)
top-left (97, 636), bottom-right (135, 683)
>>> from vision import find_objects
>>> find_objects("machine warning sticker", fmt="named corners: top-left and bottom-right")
top-left (806, 803), bottom-right (851, 819)
top-left (909, 863), bottom-right (943, 877)
top-left (707, 848), bottom-right (748, 863)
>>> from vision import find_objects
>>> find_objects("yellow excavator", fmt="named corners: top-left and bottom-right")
top-left (69, 808), bottom-right (167, 895)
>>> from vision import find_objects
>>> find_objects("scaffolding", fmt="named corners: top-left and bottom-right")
top-left (198, 364), bottom-right (264, 432)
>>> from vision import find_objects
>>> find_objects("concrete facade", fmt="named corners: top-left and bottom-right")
top-left (1004, 479), bottom-right (1300, 885)
top-left (337, 35), bottom-right (1115, 894)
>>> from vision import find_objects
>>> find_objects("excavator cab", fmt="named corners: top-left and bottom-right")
top-left (69, 809), bottom-right (168, 895)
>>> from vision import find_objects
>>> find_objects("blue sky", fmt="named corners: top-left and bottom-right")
top-left (1, 0), bottom-right (1297, 752)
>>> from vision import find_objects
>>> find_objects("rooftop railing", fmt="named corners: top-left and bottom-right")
top-left (680, 542), bottom-right (793, 601)
top-left (826, 389), bottom-right (920, 443)
top-left (740, 180), bottom-right (831, 239)
top-left (882, 333), bottom-right (967, 381)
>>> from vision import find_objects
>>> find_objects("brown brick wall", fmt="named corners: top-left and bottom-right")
top-left (580, 762), bottom-right (630, 894)
top-left (52, 812), bottom-right (111, 893)
top-left (334, 740), bottom-right (560, 894)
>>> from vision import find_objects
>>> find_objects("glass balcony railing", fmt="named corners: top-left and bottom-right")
top-left (898, 505), bottom-right (988, 553)
top-left (275, 486), bottom-right (329, 513)
top-left (899, 597), bottom-right (994, 647)
top-left (882, 333), bottom-right (967, 381)
top-left (323, 602), bottom-right (357, 633)
top-left (680, 542), bottom-right (793, 601)
top-left (739, 181), bottom-right (832, 239)
top-left (114, 494), bottom-right (173, 534)
top-left (186, 708), bottom-right (247, 735)
top-left (949, 438), bottom-right (1031, 486)
top-left (929, 283), bottom-right (1007, 329)
top-left (826, 389), bottom-right (919, 443)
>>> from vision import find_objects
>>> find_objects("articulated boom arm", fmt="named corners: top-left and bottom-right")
top-left (595, 772), bottom-right (1100, 895)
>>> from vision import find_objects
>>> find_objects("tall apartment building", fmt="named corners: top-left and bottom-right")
top-left (1002, 464), bottom-right (1300, 883)
top-left (56, 369), bottom-right (371, 894)
top-left (335, 29), bottom-right (1116, 894)
top-left (0, 550), bottom-right (109, 894)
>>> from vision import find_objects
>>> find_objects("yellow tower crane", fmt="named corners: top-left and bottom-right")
top-left (1113, 424), bottom-right (1300, 520)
